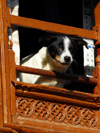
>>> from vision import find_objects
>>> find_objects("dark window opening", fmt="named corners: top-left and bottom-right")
top-left (19, 0), bottom-right (95, 93)
top-left (19, 0), bottom-right (83, 59)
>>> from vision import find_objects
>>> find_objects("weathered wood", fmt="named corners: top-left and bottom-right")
top-left (94, 0), bottom-right (100, 52)
top-left (12, 80), bottom-right (100, 103)
top-left (93, 56), bottom-right (100, 94)
top-left (0, 0), bottom-right (4, 127)
top-left (0, 126), bottom-right (17, 133)
top-left (8, 40), bottom-right (17, 124)
top-left (4, 123), bottom-right (100, 133)
top-left (1, 0), bottom-right (11, 124)
top-left (16, 65), bottom-right (98, 85)
top-left (93, 0), bottom-right (100, 129)
top-left (9, 14), bottom-right (98, 40)
top-left (15, 88), bottom-right (100, 110)
top-left (1, 0), bottom-right (100, 133)
top-left (93, 56), bottom-right (100, 128)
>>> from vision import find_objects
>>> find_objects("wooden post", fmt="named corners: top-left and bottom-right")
top-left (94, 0), bottom-right (100, 54)
top-left (93, 56), bottom-right (100, 94)
top-left (0, 0), bottom-right (12, 125)
top-left (0, 0), bottom-right (4, 127)
top-left (93, 0), bottom-right (100, 129)
top-left (93, 56), bottom-right (100, 128)
top-left (1, 0), bottom-right (12, 124)
top-left (8, 40), bottom-right (17, 124)
top-left (93, 0), bottom-right (100, 94)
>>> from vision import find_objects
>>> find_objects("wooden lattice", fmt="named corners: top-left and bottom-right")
top-left (16, 97), bottom-right (97, 128)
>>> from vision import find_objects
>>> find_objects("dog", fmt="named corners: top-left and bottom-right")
top-left (20, 35), bottom-right (88, 88)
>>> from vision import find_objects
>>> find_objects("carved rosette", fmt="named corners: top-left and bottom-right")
top-left (81, 109), bottom-right (97, 127)
top-left (16, 98), bottom-right (33, 117)
top-left (16, 97), bottom-right (97, 128)
top-left (33, 101), bottom-right (50, 120)
top-left (50, 104), bottom-right (66, 122)
top-left (65, 106), bottom-right (81, 125)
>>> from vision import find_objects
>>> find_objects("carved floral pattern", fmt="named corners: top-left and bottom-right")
top-left (16, 97), bottom-right (97, 128)
top-left (50, 104), bottom-right (66, 122)
top-left (81, 109), bottom-right (97, 127)
top-left (16, 98), bottom-right (33, 117)
top-left (65, 106), bottom-right (81, 125)
top-left (33, 101), bottom-right (50, 120)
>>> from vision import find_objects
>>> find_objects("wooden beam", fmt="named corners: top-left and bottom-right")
top-left (15, 89), bottom-right (100, 109)
top-left (9, 14), bottom-right (98, 40)
top-left (16, 65), bottom-right (98, 85)
top-left (12, 80), bottom-right (100, 102)
top-left (4, 123), bottom-right (100, 133)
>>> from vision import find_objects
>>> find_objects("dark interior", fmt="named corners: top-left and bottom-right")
top-left (19, 0), bottom-right (95, 93)
top-left (19, 0), bottom-right (83, 59)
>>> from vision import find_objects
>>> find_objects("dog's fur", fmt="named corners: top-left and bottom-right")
top-left (20, 35), bottom-right (88, 88)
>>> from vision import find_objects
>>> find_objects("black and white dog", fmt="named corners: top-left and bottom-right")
top-left (20, 35), bottom-right (88, 88)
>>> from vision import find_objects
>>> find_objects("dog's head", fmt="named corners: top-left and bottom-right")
top-left (39, 35), bottom-right (88, 67)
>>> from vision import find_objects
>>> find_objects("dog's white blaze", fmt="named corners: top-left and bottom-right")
top-left (60, 37), bottom-right (73, 64)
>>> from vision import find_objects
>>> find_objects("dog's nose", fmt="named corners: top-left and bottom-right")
top-left (64, 56), bottom-right (71, 63)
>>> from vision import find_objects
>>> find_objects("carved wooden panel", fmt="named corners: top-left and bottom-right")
top-left (16, 97), bottom-right (98, 128)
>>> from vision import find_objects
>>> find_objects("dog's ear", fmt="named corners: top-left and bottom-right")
top-left (77, 39), bottom-right (88, 49)
top-left (72, 37), bottom-right (88, 49)
top-left (39, 36), bottom-right (57, 46)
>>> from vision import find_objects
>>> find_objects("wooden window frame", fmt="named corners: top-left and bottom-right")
top-left (0, 0), bottom-right (100, 132)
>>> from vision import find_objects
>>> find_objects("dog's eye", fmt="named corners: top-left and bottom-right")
top-left (59, 44), bottom-right (63, 49)
top-left (57, 48), bottom-right (62, 54)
